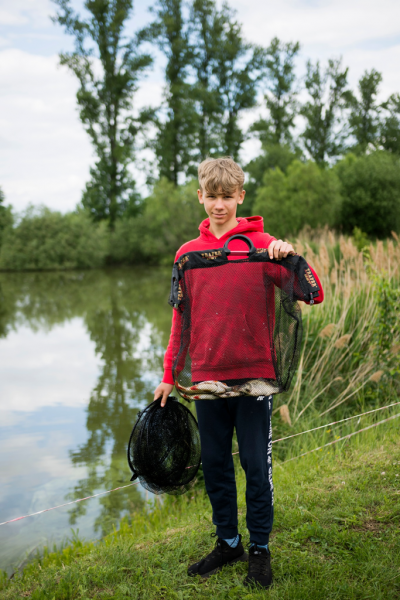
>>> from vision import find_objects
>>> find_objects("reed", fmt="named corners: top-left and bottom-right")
top-left (280, 229), bottom-right (400, 425)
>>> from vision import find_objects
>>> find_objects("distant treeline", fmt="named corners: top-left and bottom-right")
top-left (43, 0), bottom-right (400, 227)
top-left (1, 150), bottom-right (399, 271)
top-left (1, 0), bottom-right (400, 268)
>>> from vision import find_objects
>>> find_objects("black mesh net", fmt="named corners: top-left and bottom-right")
top-left (168, 234), bottom-right (321, 402)
top-left (127, 396), bottom-right (201, 495)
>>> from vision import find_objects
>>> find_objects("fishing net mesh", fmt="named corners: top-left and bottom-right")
top-left (169, 240), bottom-right (320, 402)
top-left (127, 397), bottom-right (201, 495)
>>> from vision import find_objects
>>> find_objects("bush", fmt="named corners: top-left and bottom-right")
top-left (108, 216), bottom-right (144, 265)
top-left (0, 187), bottom-right (13, 250)
top-left (108, 179), bottom-right (205, 266)
top-left (336, 151), bottom-right (400, 237)
top-left (242, 144), bottom-right (300, 216)
top-left (137, 178), bottom-right (205, 265)
top-left (0, 207), bottom-right (108, 271)
top-left (253, 160), bottom-right (342, 239)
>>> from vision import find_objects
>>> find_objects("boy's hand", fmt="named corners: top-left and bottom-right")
top-left (268, 239), bottom-right (294, 260)
top-left (154, 382), bottom-right (174, 407)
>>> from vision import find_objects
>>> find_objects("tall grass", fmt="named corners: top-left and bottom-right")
top-left (278, 228), bottom-right (400, 432)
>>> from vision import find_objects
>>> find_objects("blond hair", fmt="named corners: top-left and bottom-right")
top-left (198, 157), bottom-right (245, 194)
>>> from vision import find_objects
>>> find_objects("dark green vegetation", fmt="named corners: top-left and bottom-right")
top-left (336, 152), bottom-right (400, 238)
top-left (1, 421), bottom-right (400, 599)
top-left (0, 1), bottom-right (398, 265)
top-left (53, 0), bottom-right (400, 187)
top-left (1, 151), bottom-right (400, 270)
top-left (0, 207), bottom-right (108, 270)
top-left (43, 0), bottom-right (400, 230)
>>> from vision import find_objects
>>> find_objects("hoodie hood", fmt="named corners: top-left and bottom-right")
top-left (198, 216), bottom-right (264, 243)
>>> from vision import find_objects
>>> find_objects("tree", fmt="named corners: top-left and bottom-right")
top-left (336, 151), bottom-right (400, 238)
top-left (253, 160), bottom-right (342, 239)
top-left (0, 207), bottom-right (108, 270)
top-left (189, 0), bottom-right (224, 160)
top-left (52, 0), bottom-right (153, 227)
top-left (190, 0), bottom-right (264, 160)
top-left (146, 0), bottom-right (263, 181)
top-left (0, 187), bottom-right (6, 243)
top-left (251, 37), bottom-right (300, 147)
top-left (347, 69), bottom-right (383, 153)
top-left (242, 145), bottom-right (300, 217)
top-left (244, 37), bottom-right (301, 214)
top-left (0, 187), bottom-right (13, 250)
top-left (210, 3), bottom-right (265, 158)
top-left (144, 0), bottom-right (197, 184)
top-left (138, 179), bottom-right (204, 264)
top-left (300, 58), bottom-right (352, 164)
top-left (380, 93), bottom-right (400, 155)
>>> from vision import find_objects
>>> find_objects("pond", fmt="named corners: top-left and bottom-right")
top-left (0, 267), bottom-right (174, 575)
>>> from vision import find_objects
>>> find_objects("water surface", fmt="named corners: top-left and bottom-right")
top-left (0, 267), bottom-right (172, 574)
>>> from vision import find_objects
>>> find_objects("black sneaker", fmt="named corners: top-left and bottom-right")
top-left (243, 543), bottom-right (272, 589)
top-left (188, 533), bottom-right (247, 578)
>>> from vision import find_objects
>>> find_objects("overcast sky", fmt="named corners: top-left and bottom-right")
top-left (0, 0), bottom-right (399, 213)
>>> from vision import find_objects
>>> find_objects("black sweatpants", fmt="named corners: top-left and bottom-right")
top-left (194, 395), bottom-right (274, 545)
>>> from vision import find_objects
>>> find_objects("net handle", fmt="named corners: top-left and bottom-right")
top-left (223, 234), bottom-right (256, 256)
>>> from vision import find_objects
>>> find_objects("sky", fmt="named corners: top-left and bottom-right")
top-left (0, 0), bottom-right (399, 213)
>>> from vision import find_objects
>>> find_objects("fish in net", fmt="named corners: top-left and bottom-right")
top-left (127, 396), bottom-right (201, 495)
top-left (168, 234), bottom-right (321, 402)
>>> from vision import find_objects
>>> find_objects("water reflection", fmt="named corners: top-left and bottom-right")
top-left (0, 267), bottom-right (173, 572)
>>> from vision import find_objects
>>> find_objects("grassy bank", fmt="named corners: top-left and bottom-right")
top-left (1, 418), bottom-right (400, 599)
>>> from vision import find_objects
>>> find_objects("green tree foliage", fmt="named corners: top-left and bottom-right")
top-left (137, 178), bottom-right (204, 263)
top-left (253, 160), bottom-right (342, 239)
top-left (0, 207), bottom-right (108, 270)
top-left (347, 69), bottom-right (383, 153)
top-left (109, 179), bottom-right (204, 265)
top-left (144, 0), bottom-right (197, 184)
top-left (251, 37), bottom-right (300, 147)
top-left (190, 0), bottom-right (264, 160)
top-left (0, 187), bottom-right (13, 249)
top-left (147, 0), bottom-right (264, 181)
top-left (207, 4), bottom-right (264, 159)
top-left (300, 58), bottom-right (352, 164)
top-left (335, 151), bottom-right (400, 238)
top-left (242, 145), bottom-right (300, 217)
top-left (380, 93), bottom-right (400, 155)
top-left (244, 37), bottom-right (301, 215)
top-left (52, 0), bottom-right (152, 226)
top-left (189, 0), bottom-right (223, 159)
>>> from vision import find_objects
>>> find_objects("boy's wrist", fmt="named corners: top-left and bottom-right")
top-left (162, 370), bottom-right (175, 385)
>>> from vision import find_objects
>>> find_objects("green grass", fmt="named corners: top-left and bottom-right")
top-left (1, 420), bottom-right (400, 600)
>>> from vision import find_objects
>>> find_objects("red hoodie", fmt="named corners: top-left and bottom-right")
top-left (162, 216), bottom-right (324, 384)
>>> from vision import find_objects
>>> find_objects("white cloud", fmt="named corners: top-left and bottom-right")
top-left (0, 49), bottom-right (93, 212)
top-left (0, 0), bottom-right (52, 27)
top-left (230, 0), bottom-right (400, 95)
top-left (231, 0), bottom-right (400, 48)
top-left (0, 318), bottom-right (100, 411)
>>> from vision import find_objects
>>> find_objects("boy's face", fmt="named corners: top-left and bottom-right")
top-left (197, 187), bottom-right (245, 227)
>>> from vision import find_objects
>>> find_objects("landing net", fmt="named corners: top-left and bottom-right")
top-left (168, 234), bottom-right (320, 401)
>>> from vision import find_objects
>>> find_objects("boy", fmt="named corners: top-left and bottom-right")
top-left (154, 157), bottom-right (324, 589)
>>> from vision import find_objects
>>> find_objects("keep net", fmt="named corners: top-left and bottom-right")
top-left (168, 234), bottom-right (320, 402)
top-left (127, 396), bottom-right (201, 495)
